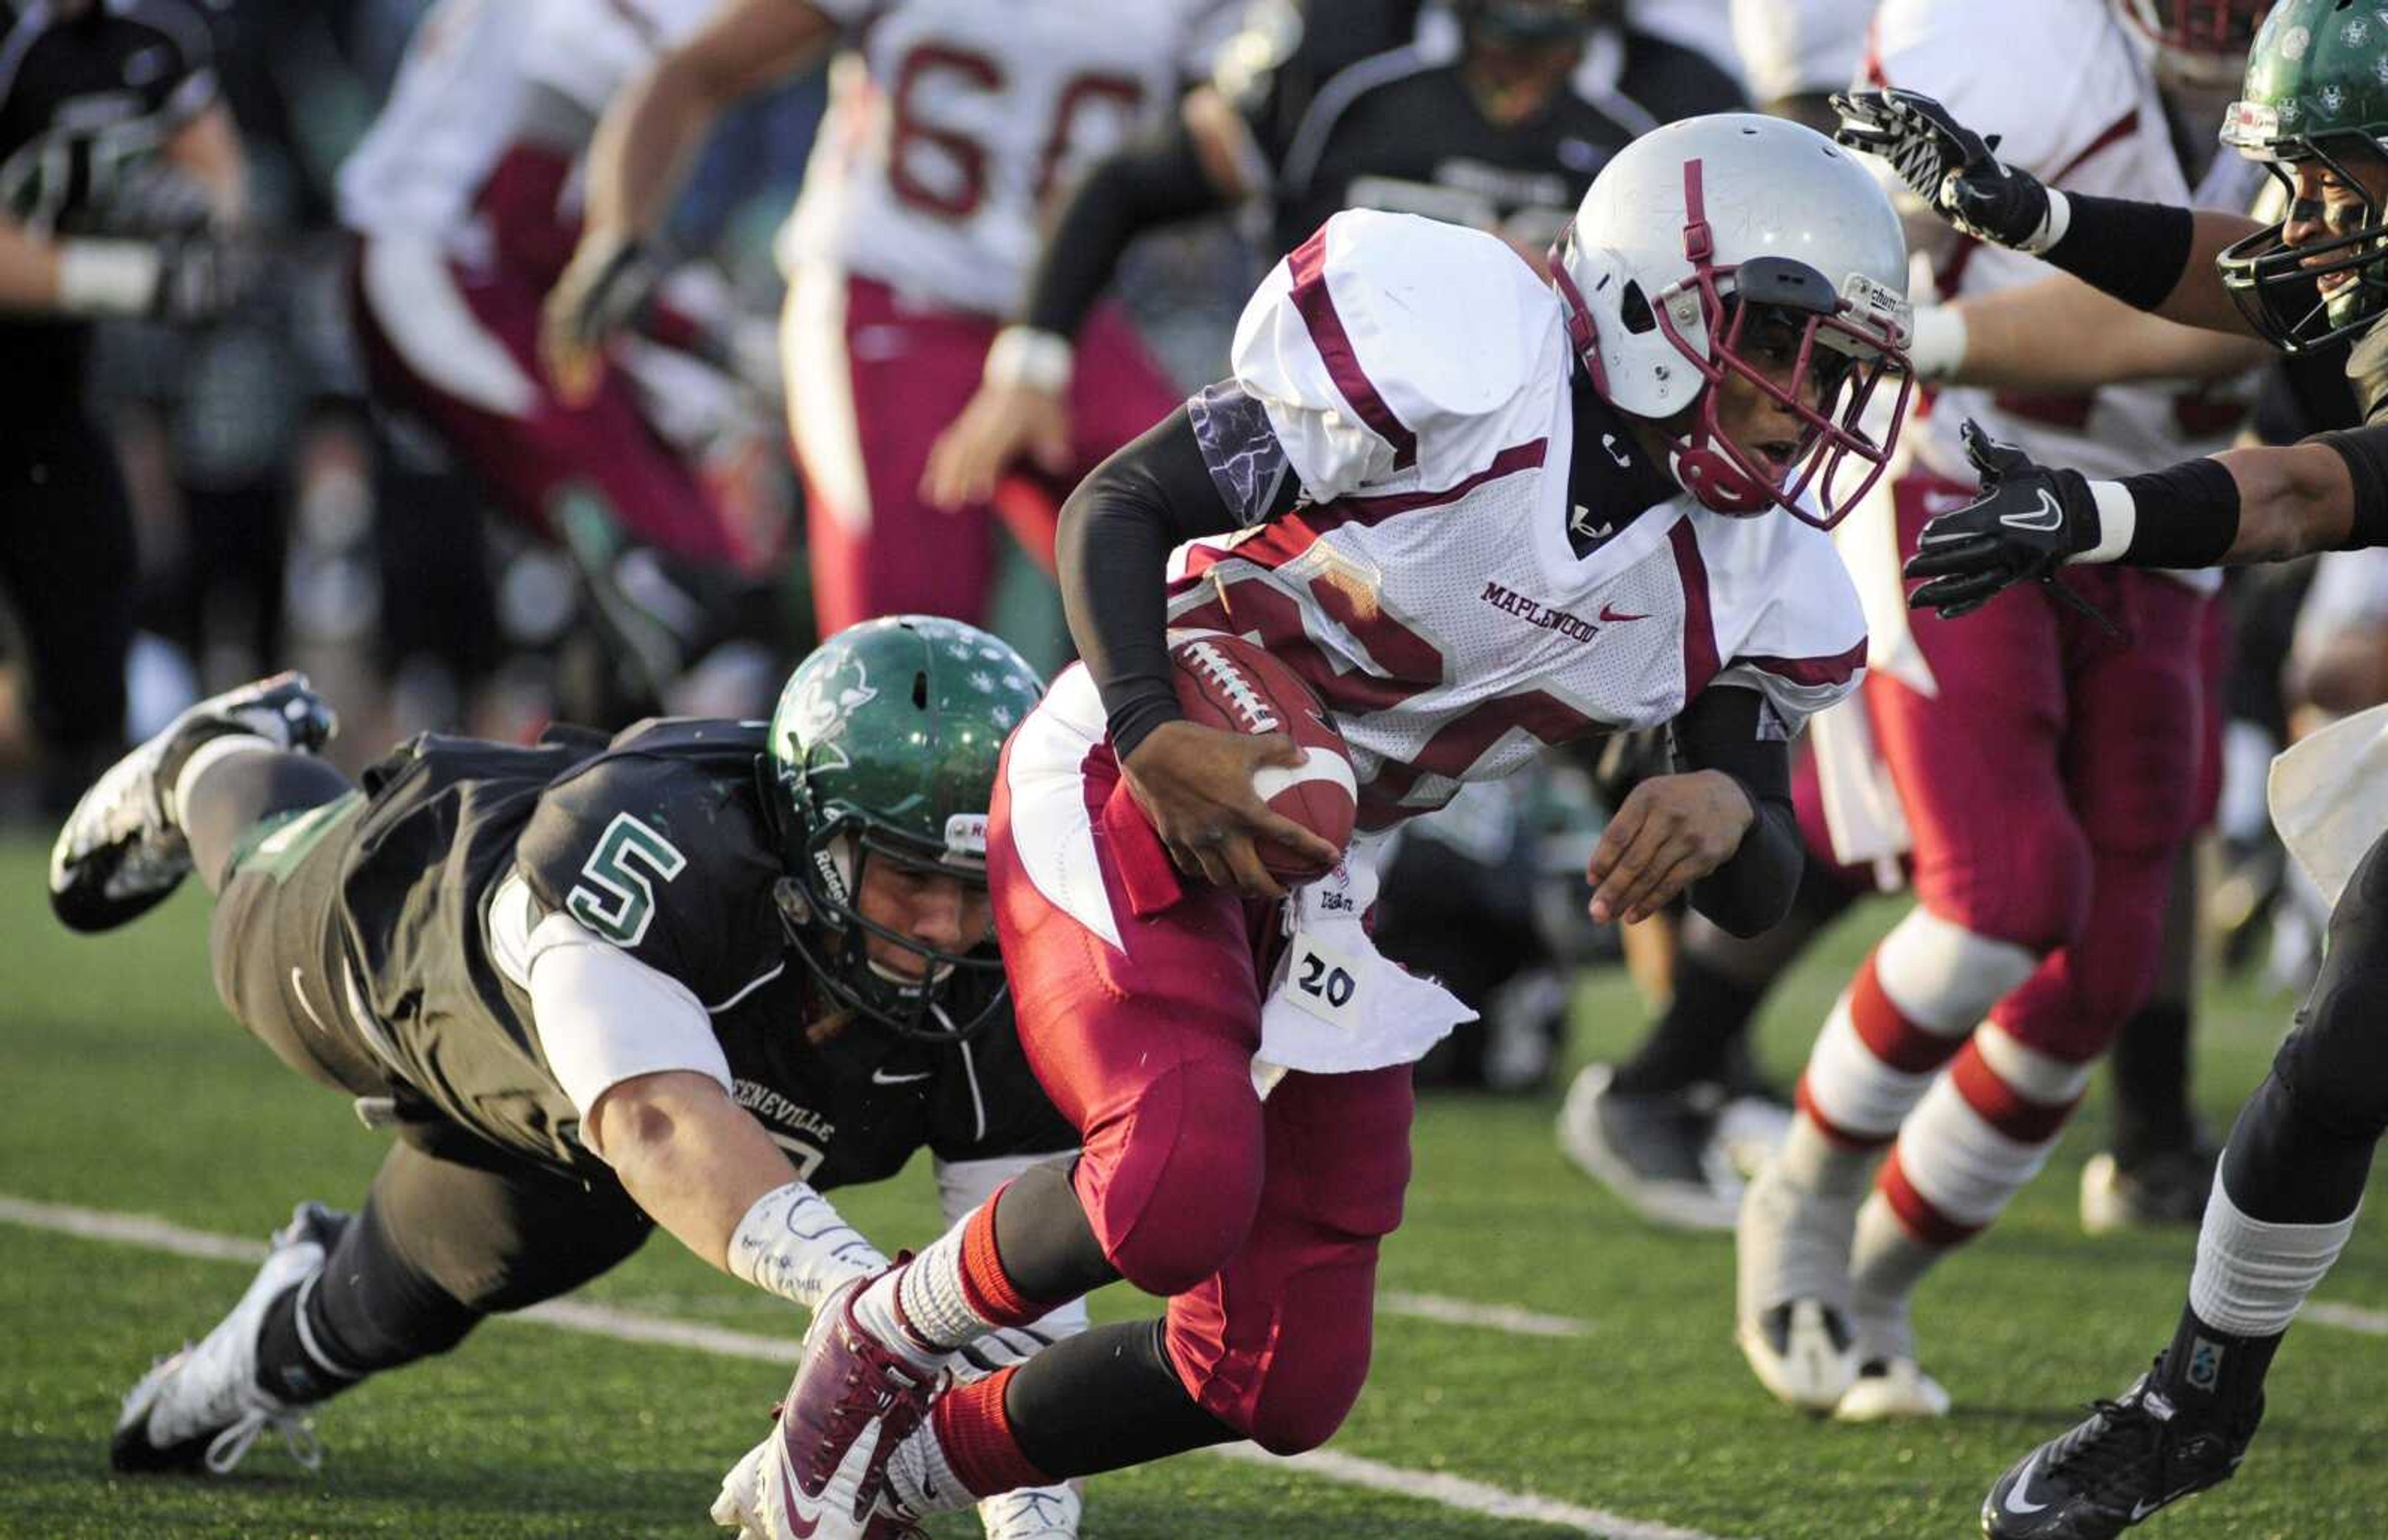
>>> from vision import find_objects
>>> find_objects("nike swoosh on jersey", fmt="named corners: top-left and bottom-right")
top-left (871, 1067), bottom-right (934, 1086)
top-left (1596, 605), bottom-right (1649, 623)
top-left (1998, 489), bottom-right (2066, 533)
top-left (2002, 1452), bottom-right (2050, 1515)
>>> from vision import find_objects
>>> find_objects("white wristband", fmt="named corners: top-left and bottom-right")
top-left (55, 239), bottom-right (162, 317)
top-left (726, 1180), bottom-right (889, 1310)
top-left (983, 325), bottom-right (1073, 393)
top-left (2076, 479), bottom-right (2137, 564)
top-left (1904, 305), bottom-right (1968, 384)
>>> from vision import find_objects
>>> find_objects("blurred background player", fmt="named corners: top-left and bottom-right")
top-left (338, 0), bottom-right (790, 727)
top-left (1736, 0), bottom-right (2275, 1424)
top-left (61, 623), bottom-right (1093, 1540)
top-left (922, 0), bottom-right (1741, 525)
top-left (1, 0), bottom-right (251, 816)
top-left (547, 0), bottom-right (1234, 648)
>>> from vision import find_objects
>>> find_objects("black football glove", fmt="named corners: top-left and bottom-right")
top-left (1903, 420), bottom-right (2101, 620)
top-left (1831, 88), bottom-right (2060, 252)
top-left (549, 236), bottom-right (662, 357)
top-left (149, 234), bottom-right (256, 325)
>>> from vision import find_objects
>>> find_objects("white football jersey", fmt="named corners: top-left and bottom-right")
top-left (1872, 0), bottom-right (2269, 482)
top-left (337, 0), bottom-right (713, 247)
top-left (1163, 211), bottom-right (1866, 832)
top-left (778, 0), bottom-right (1226, 316)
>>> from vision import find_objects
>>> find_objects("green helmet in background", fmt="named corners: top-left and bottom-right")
top-left (760, 616), bottom-right (1044, 1041)
top-left (2217, 0), bottom-right (2388, 348)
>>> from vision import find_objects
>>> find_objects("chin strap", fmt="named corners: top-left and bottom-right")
top-left (1670, 440), bottom-right (1770, 515)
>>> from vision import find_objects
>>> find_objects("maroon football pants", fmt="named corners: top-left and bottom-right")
top-left (987, 734), bottom-right (1412, 1454)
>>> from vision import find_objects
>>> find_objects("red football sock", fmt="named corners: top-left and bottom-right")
top-left (931, 1366), bottom-right (1055, 1497)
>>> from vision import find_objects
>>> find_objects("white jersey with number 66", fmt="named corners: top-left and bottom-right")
top-left (779, 0), bottom-right (1228, 317)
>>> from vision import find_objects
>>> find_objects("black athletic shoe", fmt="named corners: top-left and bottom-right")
top-left (1557, 1064), bottom-right (1740, 1230)
top-left (1982, 1363), bottom-right (2259, 1539)
top-left (49, 672), bottom-right (335, 933)
top-left (2080, 1143), bottom-right (2218, 1237)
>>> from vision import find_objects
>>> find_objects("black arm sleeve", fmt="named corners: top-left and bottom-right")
top-left (1668, 686), bottom-right (1802, 938)
top-left (2312, 420), bottom-right (2388, 551)
top-left (1056, 407), bottom-right (1245, 759)
top-left (2036, 192), bottom-right (2198, 314)
top-left (1022, 122), bottom-right (1236, 341)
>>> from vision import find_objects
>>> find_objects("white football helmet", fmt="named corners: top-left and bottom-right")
top-left (1549, 113), bottom-right (1912, 530)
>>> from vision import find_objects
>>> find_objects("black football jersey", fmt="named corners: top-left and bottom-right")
top-left (1261, 25), bottom-right (1744, 259)
top-left (331, 718), bottom-right (1072, 1185)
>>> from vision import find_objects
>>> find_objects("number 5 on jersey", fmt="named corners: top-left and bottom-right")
top-left (567, 813), bottom-right (687, 946)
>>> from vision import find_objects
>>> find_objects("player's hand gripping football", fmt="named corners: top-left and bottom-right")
top-left (1903, 420), bottom-right (2101, 619)
top-left (921, 378), bottom-right (1074, 512)
top-left (1122, 720), bottom-right (1341, 900)
top-left (1831, 88), bottom-right (2060, 252)
top-left (541, 233), bottom-right (663, 406)
top-left (1586, 771), bottom-right (1756, 926)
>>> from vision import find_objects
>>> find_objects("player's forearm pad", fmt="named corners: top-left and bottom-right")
top-left (728, 1181), bottom-right (889, 1310)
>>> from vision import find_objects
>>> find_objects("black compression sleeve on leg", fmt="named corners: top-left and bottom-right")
top-left (252, 1199), bottom-right (479, 1403)
top-left (1023, 125), bottom-right (1234, 341)
top-left (990, 1158), bottom-right (1120, 1304)
top-left (1002, 1319), bottom-right (1238, 1478)
top-left (2037, 192), bottom-right (2197, 313)
top-left (182, 750), bottom-right (353, 892)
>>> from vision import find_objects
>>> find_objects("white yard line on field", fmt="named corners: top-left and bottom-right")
top-left (1379, 1289), bottom-right (1593, 1338)
top-left (2306, 1301), bottom-right (2388, 1336)
top-left (0, 1192), bottom-right (1721, 1540)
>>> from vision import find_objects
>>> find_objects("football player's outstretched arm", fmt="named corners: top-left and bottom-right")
top-left (1914, 271), bottom-right (2277, 392)
top-left (1056, 408), bottom-right (1341, 898)
top-left (590, 1069), bottom-right (891, 1306)
top-left (1904, 420), bottom-right (2384, 618)
top-left (544, 0), bottom-right (836, 400)
top-left (1588, 687), bottom-right (1802, 936)
top-left (1834, 89), bottom-right (2265, 341)
top-left (921, 106), bottom-right (1247, 511)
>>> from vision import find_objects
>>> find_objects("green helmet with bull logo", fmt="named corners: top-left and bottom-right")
top-left (759, 616), bottom-right (1044, 1041)
top-left (2216, 0), bottom-right (2388, 348)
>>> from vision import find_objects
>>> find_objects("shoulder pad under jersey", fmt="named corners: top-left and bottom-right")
top-left (1229, 208), bottom-right (1567, 504)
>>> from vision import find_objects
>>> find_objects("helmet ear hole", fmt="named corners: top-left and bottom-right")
top-left (912, 670), bottom-right (929, 709)
top-left (1619, 281), bottom-right (1657, 335)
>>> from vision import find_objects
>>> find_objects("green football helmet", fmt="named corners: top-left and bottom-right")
top-left (759, 616), bottom-right (1043, 1042)
top-left (2217, 0), bottom-right (2388, 349)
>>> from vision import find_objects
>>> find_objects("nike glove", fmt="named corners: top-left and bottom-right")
top-left (1902, 420), bottom-right (2100, 619)
top-left (1831, 89), bottom-right (2062, 253)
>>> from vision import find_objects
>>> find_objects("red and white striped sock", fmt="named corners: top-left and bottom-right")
top-left (1796, 908), bottom-right (2036, 1168)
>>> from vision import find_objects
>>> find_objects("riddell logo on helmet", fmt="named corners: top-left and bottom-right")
top-left (945, 814), bottom-right (987, 859)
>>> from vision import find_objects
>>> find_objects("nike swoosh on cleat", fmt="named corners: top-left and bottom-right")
top-left (1998, 489), bottom-right (2065, 533)
top-left (2002, 1452), bottom-right (2050, 1515)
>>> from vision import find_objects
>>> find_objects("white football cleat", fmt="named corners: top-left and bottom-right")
top-left (111, 1201), bottom-right (345, 1474)
top-left (1834, 1357), bottom-right (1951, 1422)
top-left (50, 671), bottom-right (336, 933)
top-left (1736, 1160), bottom-right (1861, 1412)
top-left (979, 1484), bottom-right (1082, 1539)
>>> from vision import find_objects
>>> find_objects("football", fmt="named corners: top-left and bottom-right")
top-left (1167, 630), bottom-right (1357, 880)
